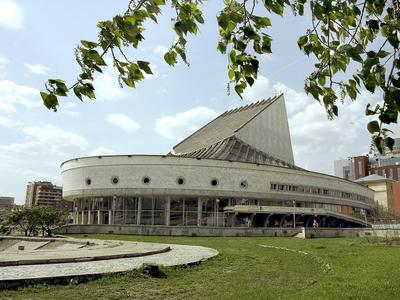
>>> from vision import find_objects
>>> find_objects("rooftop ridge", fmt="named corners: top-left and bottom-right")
top-left (170, 135), bottom-right (300, 170)
top-left (172, 93), bottom-right (285, 156)
top-left (219, 97), bottom-right (274, 118)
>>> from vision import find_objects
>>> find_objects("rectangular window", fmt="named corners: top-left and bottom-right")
top-left (185, 198), bottom-right (198, 212)
top-left (141, 197), bottom-right (153, 210)
top-left (140, 211), bottom-right (153, 225)
top-left (358, 160), bottom-right (363, 176)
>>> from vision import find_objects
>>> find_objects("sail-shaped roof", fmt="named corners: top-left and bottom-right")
top-left (170, 94), bottom-right (295, 167)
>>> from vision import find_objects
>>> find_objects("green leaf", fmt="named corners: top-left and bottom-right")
top-left (243, 27), bottom-right (256, 39)
top-left (228, 68), bottom-right (235, 80)
top-left (122, 77), bottom-right (135, 88)
top-left (137, 61), bottom-right (153, 74)
top-left (373, 136), bottom-right (384, 154)
top-left (41, 92), bottom-right (58, 110)
top-left (88, 50), bottom-right (106, 66)
top-left (297, 35), bottom-right (308, 48)
top-left (251, 16), bottom-right (271, 28)
top-left (367, 19), bottom-right (379, 33)
top-left (377, 50), bottom-right (391, 58)
top-left (40, 91), bottom-right (48, 103)
top-left (73, 86), bottom-right (83, 101)
top-left (217, 41), bottom-right (227, 53)
top-left (217, 12), bottom-right (228, 30)
top-left (234, 82), bottom-right (245, 97)
top-left (386, 137), bottom-right (395, 150)
top-left (245, 76), bottom-right (255, 86)
top-left (81, 40), bottom-right (98, 49)
top-left (364, 75), bottom-right (376, 92)
top-left (365, 104), bottom-right (375, 116)
top-left (164, 51), bottom-right (177, 66)
top-left (367, 120), bottom-right (380, 134)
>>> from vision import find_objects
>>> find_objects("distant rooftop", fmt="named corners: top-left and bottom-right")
top-left (354, 174), bottom-right (394, 183)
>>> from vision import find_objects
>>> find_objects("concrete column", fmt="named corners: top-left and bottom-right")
top-left (108, 210), bottom-right (113, 225)
top-left (183, 198), bottom-right (186, 226)
top-left (197, 198), bottom-right (202, 227)
top-left (137, 197), bottom-right (142, 225)
top-left (81, 212), bottom-right (85, 225)
top-left (97, 210), bottom-right (101, 224)
top-left (165, 196), bottom-right (170, 226)
top-left (87, 210), bottom-right (92, 225)
top-left (73, 211), bottom-right (78, 224)
top-left (231, 214), bottom-right (236, 227)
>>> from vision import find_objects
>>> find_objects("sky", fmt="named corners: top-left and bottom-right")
top-left (0, 0), bottom-right (398, 204)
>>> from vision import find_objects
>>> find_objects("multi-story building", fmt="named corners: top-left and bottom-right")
top-left (25, 181), bottom-right (73, 212)
top-left (335, 139), bottom-right (400, 218)
top-left (0, 196), bottom-right (15, 211)
top-left (355, 175), bottom-right (398, 216)
top-left (334, 138), bottom-right (400, 181)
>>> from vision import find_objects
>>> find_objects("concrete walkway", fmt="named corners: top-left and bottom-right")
top-left (0, 239), bottom-right (218, 284)
top-left (0, 237), bottom-right (170, 266)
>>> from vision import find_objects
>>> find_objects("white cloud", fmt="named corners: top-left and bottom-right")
top-left (59, 101), bottom-right (80, 117)
top-left (22, 124), bottom-right (88, 154)
top-left (0, 80), bottom-right (40, 112)
top-left (0, 101), bottom-right (17, 113)
top-left (154, 106), bottom-right (219, 140)
top-left (64, 102), bottom-right (77, 109)
top-left (0, 141), bottom-right (42, 155)
top-left (0, 56), bottom-right (8, 78)
top-left (0, 56), bottom-right (8, 65)
top-left (93, 69), bottom-right (128, 101)
top-left (0, 0), bottom-right (23, 29)
top-left (24, 63), bottom-right (51, 75)
top-left (106, 113), bottom-right (140, 132)
top-left (0, 115), bottom-right (22, 127)
top-left (154, 87), bottom-right (168, 95)
top-left (89, 147), bottom-right (115, 156)
top-left (241, 75), bottom-right (393, 174)
top-left (15, 169), bottom-right (55, 182)
top-left (154, 45), bottom-right (168, 55)
top-left (0, 124), bottom-right (87, 203)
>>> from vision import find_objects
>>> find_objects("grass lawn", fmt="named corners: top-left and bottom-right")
top-left (1, 234), bottom-right (400, 299)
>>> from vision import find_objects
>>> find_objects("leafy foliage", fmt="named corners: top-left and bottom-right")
top-left (5, 206), bottom-right (68, 237)
top-left (42, 0), bottom-right (400, 152)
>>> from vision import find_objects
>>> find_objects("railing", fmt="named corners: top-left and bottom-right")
top-left (224, 205), bottom-right (366, 224)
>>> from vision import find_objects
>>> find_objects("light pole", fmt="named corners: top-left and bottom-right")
top-left (216, 199), bottom-right (220, 227)
top-left (361, 209), bottom-right (367, 228)
top-left (293, 200), bottom-right (296, 228)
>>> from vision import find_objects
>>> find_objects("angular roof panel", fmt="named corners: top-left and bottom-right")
top-left (172, 96), bottom-right (279, 155)
top-left (172, 136), bottom-right (301, 169)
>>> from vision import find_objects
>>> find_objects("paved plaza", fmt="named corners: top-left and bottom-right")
top-left (0, 236), bottom-right (218, 286)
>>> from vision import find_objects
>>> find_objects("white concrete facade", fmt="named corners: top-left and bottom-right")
top-left (61, 95), bottom-right (375, 228)
top-left (62, 155), bottom-right (372, 208)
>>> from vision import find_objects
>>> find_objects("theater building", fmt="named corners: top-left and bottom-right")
top-left (61, 95), bottom-right (374, 228)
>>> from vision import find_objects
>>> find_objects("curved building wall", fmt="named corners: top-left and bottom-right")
top-left (62, 155), bottom-right (374, 209)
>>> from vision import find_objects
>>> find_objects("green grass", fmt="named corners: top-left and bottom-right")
top-left (1, 235), bottom-right (400, 299)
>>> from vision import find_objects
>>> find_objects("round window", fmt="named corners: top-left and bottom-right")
top-left (240, 180), bottom-right (248, 189)
top-left (177, 177), bottom-right (185, 185)
top-left (142, 176), bottom-right (151, 185)
top-left (111, 176), bottom-right (119, 185)
top-left (211, 178), bottom-right (219, 186)
top-left (85, 178), bottom-right (91, 186)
